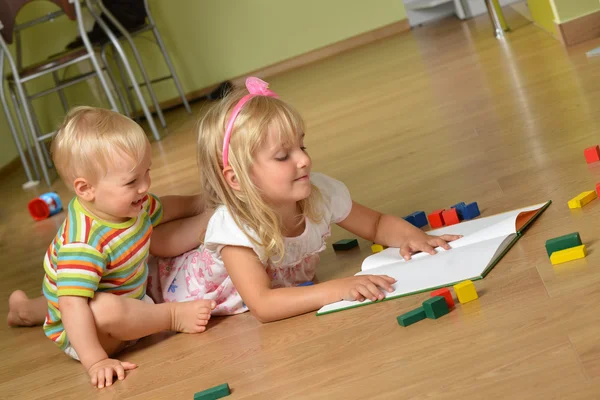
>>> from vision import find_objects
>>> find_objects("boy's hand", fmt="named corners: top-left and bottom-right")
top-left (331, 275), bottom-right (396, 302)
top-left (399, 230), bottom-right (461, 260)
top-left (88, 358), bottom-right (137, 389)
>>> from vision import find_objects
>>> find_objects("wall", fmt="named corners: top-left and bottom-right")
top-left (0, 0), bottom-right (408, 170)
top-left (550, 0), bottom-right (600, 23)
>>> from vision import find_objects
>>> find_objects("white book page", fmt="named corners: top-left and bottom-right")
top-left (361, 202), bottom-right (546, 272)
top-left (317, 234), bottom-right (515, 315)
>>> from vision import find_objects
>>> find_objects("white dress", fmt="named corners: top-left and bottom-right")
top-left (147, 173), bottom-right (352, 315)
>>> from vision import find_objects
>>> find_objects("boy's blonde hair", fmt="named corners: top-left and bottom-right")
top-left (51, 106), bottom-right (149, 185)
top-left (197, 88), bottom-right (322, 261)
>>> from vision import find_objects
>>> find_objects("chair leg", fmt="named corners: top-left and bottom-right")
top-left (94, 0), bottom-right (167, 128)
top-left (52, 71), bottom-right (69, 113)
top-left (1, 52), bottom-right (51, 185)
top-left (144, 0), bottom-right (191, 114)
top-left (9, 84), bottom-right (40, 179)
top-left (83, 0), bottom-right (161, 140)
top-left (149, 25), bottom-right (191, 114)
top-left (27, 102), bottom-right (53, 169)
top-left (113, 50), bottom-right (141, 123)
top-left (101, 45), bottom-right (130, 116)
top-left (70, 0), bottom-right (119, 112)
top-left (0, 52), bottom-right (36, 183)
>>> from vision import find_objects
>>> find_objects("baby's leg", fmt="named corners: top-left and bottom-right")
top-left (89, 293), bottom-right (216, 343)
top-left (7, 291), bottom-right (47, 327)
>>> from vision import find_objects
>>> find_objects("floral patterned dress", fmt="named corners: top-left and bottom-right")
top-left (146, 173), bottom-right (352, 315)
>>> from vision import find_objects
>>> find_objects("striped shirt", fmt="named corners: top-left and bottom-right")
top-left (42, 194), bottom-right (163, 349)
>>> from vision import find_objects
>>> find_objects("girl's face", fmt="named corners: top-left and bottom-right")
top-left (251, 126), bottom-right (312, 207)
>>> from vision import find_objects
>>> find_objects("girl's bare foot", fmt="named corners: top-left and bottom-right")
top-left (169, 299), bottom-right (216, 333)
top-left (7, 290), bottom-right (46, 327)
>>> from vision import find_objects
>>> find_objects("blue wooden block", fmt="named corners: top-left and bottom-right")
top-left (462, 202), bottom-right (480, 220)
top-left (409, 211), bottom-right (428, 228)
top-left (298, 281), bottom-right (314, 287)
top-left (403, 214), bottom-right (417, 226)
top-left (451, 202), bottom-right (466, 220)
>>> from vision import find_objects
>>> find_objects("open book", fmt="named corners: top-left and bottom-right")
top-left (317, 201), bottom-right (551, 316)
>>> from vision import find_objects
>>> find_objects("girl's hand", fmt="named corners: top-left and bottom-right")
top-left (331, 275), bottom-right (396, 302)
top-left (88, 358), bottom-right (137, 389)
top-left (399, 231), bottom-right (461, 260)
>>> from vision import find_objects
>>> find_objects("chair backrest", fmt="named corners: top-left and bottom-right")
top-left (0, 0), bottom-right (75, 44)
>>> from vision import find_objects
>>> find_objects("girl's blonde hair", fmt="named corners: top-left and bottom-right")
top-left (197, 87), bottom-right (322, 261)
top-left (51, 106), bottom-right (149, 186)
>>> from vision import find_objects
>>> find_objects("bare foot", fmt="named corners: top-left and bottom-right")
top-left (7, 290), bottom-right (45, 327)
top-left (169, 299), bottom-right (216, 333)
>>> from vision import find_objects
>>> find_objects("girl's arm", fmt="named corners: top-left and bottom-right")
top-left (221, 245), bottom-right (396, 323)
top-left (150, 212), bottom-right (212, 257)
top-left (159, 195), bottom-right (204, 225)
top-left (338, 201), bottom-right (461, 260)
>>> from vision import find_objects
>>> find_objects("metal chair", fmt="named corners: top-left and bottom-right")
top-left (0, 0), bottom-right (118, 186)
top-left (89, 0), bottom-right (191, 126)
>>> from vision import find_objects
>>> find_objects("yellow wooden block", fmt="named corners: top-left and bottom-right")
top-left (568, 191), bottom-right (596, 209)
top-left (371, 244), bottom-right (384, 254)
top-left (550, 244), bottom-right (587, 265)
top-left (453, 280), bottom-right (478, 304)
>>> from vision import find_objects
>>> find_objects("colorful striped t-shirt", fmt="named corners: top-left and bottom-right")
top-left (42, 194), bottom-right (163, 349)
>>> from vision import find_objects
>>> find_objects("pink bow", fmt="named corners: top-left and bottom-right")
top-left (246, 77), bottom-right (279, 98)
top-left (222, 77), bottom-right (279, 168)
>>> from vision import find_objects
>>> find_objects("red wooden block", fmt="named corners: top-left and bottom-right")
top-left (427, 209), bottom-right (445, 229)
top-left (431, 288), bottom-right (454, 308)
top-left (584, 145), bottom-right (600, 164)
top-left (442, 208), bottom-right (460, 226)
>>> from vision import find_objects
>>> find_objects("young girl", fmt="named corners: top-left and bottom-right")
top-left (147, 77), bottom-right (460, 322)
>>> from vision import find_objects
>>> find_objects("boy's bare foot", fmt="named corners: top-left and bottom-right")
top-left (169, 299), bottom-right (216, 333)
top-left (7, 290), bottom-right (46, 327)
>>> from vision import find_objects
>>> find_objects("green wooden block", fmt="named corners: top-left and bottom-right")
top-left (545, 232), bottom-right (582, 257)
top-left (422, 296), bottom-right (449, 319)
top-left (332, 238), bottom-right (359, 251)
top-left (397, 307), bottom-right (426, 327)
top-left (194, 383), bottom-right (230, 400)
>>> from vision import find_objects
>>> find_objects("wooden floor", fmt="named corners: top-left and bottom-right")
top-left (4, 10), bottom-right (600, 399)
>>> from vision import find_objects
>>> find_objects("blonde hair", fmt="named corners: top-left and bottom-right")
top-left (197, 87), bottom-right (323, 261)
top-left (51, 106), bottom-right (149, 186)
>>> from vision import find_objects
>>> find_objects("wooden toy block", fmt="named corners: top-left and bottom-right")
top-left (545, 232), bottom-right (582, 257)
top-left (403, 214), bottom-right (417, 226)
top-left (568, 191), bottom-right (596, 209)
top-left (453, 280), bottom-right (478, 304)
top-left (422, 296), bottom-right (449, 319)
top-left (442, 208), bottom-right (460, 226)
top-left (397, 307), bottom-right (426, 327)
top-left (550, 245), bottom-right (587, 265)
top-left (332, 238), bottom-right (358, 251)
top-left (194, 383), bottom-right (231, 400)
top-left (427, 209), bottom-right (445, 229)
top-left (584, 145), bottom-right (600, 164)
top-left (451, 202), bottom-right (466, 220)
top-left (462, 202), bottom-right (480, 220)
top-left (430, 288), bottom-right (454, 308)
top-left (596, 182), bottom-right (600, 198)
top-left (298, 281), bottom-right (314, 287)
top-left (371, 244), bottom-right (384, 253)
top-left (409, 211), bottom-right (428, 228)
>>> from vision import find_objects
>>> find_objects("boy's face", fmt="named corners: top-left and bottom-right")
top-left (83, 145), bottom-right (153, 223)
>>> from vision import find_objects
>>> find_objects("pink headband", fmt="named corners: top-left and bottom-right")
top-left (222, 77), bottom-right (279, 168)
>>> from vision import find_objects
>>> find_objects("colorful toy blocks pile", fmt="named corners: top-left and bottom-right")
top-left (397, 280), bottom-right (478, 327)
top-left (545, 232), bottom-right (586, 265)
top-left (427, 201), bottom-right (480, 228)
